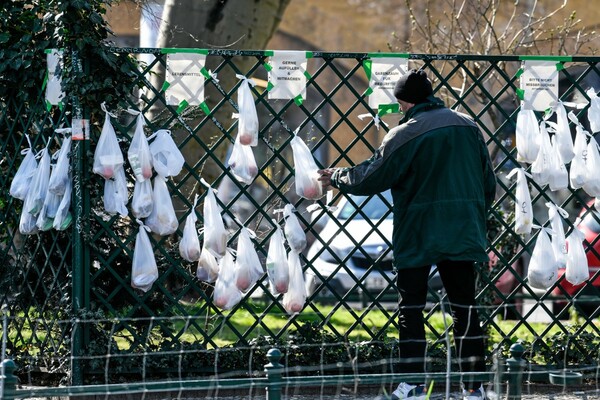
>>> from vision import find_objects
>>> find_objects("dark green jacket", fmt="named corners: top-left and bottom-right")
top-left (331, 97), bottom-right (496, 269)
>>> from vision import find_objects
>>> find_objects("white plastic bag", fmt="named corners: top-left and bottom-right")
top-left (233, 74), bottom-right (259, 146)
top-left (587, 88), bottom-right (600, 133)
top-left (506, 168), bottom-right (533, 235)
top-left (24, 146), bottom-right (50, 215)
top-left (48, 132), bottom-right (72, 195)
top-left (282, 250), bottom-right (306, 314)
top-left (127, 110), bottom-right (153, 182)
top-left (546, 202), bottom-right (568, 269)
top-left (213, 250), bottom-right (242, 310)
top-left (290, 131), bottom-right (324, 200)
top-left (582, 138), bottom-right (600, 197)
top-left (197, 247), bottom-right (219, 283)
top-left (527, 226), bottom-right (558, 290)
top-left (515, 108), bottom-right (540, 163)
top-left (149, 129), bottom-right (184, 178)
top-left (10, 135), bottom-right (38, 200)
top-left (53, 177), bottom-right (72, 231)
top-left (36, 188), bottom-right (60, 231)
top-left (145, 175), bottom-right (178, 235)
top-left (228, 135), bottom-right (258, 184)
top-left (179, 195), bottom-right (201, 262)
top-left (201, 179), bottom-right (228, 258)
top-left (234, 227), bottom-right (263, 293)
top-left (266, 225), bottom-right (289, 294)
top-left (276, 204), bottom-right (307, 253)
top-left (548, 101), bottom-right (575, 164)
top-left (547, 135), bottom-right (568, 191)
top-left (103, 166), bottom-right (128, 217)
top-left (531, 121), bottom-right (552, 187)
top-left (93, 103), bottom-right (123, 179)
top-left (565, 224), bottom-right (589, 286)
top-left (19, 205), bottom-right (38, 235)
top-left (568, 112), bottom-right (589, 189)
top-left (131, 219), bottom-right (159, 292)
top-left (131, 179), bottom-right (153, 219)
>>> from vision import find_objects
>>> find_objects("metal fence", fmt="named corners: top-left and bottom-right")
top-left (2, 49), bottom-right (600, 388)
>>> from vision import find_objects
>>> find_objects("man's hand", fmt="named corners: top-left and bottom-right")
top-left (318, 168), bottom-right (335, 189)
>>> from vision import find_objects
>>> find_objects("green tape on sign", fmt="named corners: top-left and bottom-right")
top-left (363, 59), bottom-right (372, 80)
top-left (58, 102), bottom-right (64, 111)
top-left (266, 81), bottom-right (274, 91)
top-left (161, 48), bottom-right (208, 54)
top-left (264, 50), bottom-right (275, 57)
top-left (42, 72), bottom-right (48, 91)
top-left (45, 100), bottom-right (52, 112)
top-left (519, 55), bottom-right (572, 62)
top-left (176, 99), bottom-right (189, 114)
top-left (161, 81), bottom-right (171, 92)
top-left (303, 70), bottom-right (312, 80)
top-left (556, 62), bottom-right (565, 71)
top-left (200, 101), bottom-right (211, 116)
top-left (363, 87), bottom-right (374, 97)
top-left (294, 95), bottom-right (304, 106)
top-left (378, 103), bottom-right (399, 116)
top-left (516, 88), bottom-right (525, 101)
top-left (263, 62), bottom-right (273, 72)
top-left (200, 67), bottom-right (211, 79)
top-left (515, 68), bottom-right (524, 78)
top-left (306, 51), bottom-right (314, 58)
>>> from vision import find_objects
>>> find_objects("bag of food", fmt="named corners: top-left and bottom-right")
top-left (145, 175), bottom-right (178, 235)
top-left (548, 101), bottom-right (575, 164)
top-left (506, 168), bottom-right (533, 235)
top-left (36, 188), bottom-right (60, 231)
top-left (149, 129), bottom-right (184, 178)
top-left (282, 250), bottom-right (306, 314)
top-left (228, 135), bottom-right (258, 184)
top-left (179, 195), bottom-right (201, 262)
top-left (24, 146), bottom-right (50, 216)
top-left (234, 227), bottom-right (263, 293)
top-left (547, 135), bottom-right (568, 191)
top-left (93, 103), bottom-right (123, 179)
top-left (53, 177), bottom-right (72, 231)
top-left (531, 121), bottom-right (552, 187)
top-left (515, 108), bottom-right (540, 163)
top-left (10, 135), bottom-right (38, 200)
top-left (527, 226), bottom-right (558, 290)
top-left (103, 166), bottom-right (128, 217)
top-left (582, 137), bottom-right (600, 197)
top-left (233, 74), bottom-right (259, 146)
top-left (565, 225), bottom-right (589, 286)
top-left (276, 204), bottom-right (307, 253)
top-left (266, 225), bottom-right (289, 294)
top-left (48, 133), bottom-right (72, 195)
top-left (127, 110), bottom-right (153, 182)
top-left (213, 250), bottom-right (242, 310)
top-left (19, 204), bottom-right (38, 235)
top-left (290, 130), bottom-right (324, 200)
top-left (131, 178), bottom-right (153, 219)
top-left (131, 219), bottom-right (159, 292)
top-left (568, 112), bottom-right (589, 189)
top-left (546, 202), bottom-right (568, 268)
top-left (197, 246), bottom-right (219, 283)
top-left (201, 179), bottom-right (228, 258)
top-left (587, 88), bottom-right (600, 133)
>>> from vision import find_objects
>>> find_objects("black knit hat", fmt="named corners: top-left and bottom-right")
top-left (393, 69), bottom-right (433, 104)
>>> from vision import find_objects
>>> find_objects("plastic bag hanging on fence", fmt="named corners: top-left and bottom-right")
top-left (48, 131), bottom-right (72, 195)
top-left (145, 175), bottom-right (178, 236)
top-left (131, 178), bottom-right (153, 219)
top-left (565, 224), bottom-right (589, 286)
top-left (266, 225), bottom-right (289, 294)
top-left (527, 225), bottom-right (558, 290)
top-left (290, 129), bottom-right (324, 200)
top-left (93, 103), bottom-right (123, 179)
top-left (531, 121), bottom-right (552, 187)
top-left (582, 136), bottom-right (600, 197)
top-left (103, 166), bottom-right (128, 216)
top-left (197, 246), bottom-right (219, 283)
top-left (276, 204), bottom-right (307, 253)
top-left (569, 112), bottom-right (589, 189)
top-left (10, 135), bottom-right (38, 200)
top-left (587, 88), bottom-right (600, 133)
top-left (547, 135), bottom-right (568, 191)
top-left (506, 168), bottom-right (533, 235)
top-left (131, 219), bottom-right (159, 292)
top-left (149, 129), bottom-right (185, 178)
top-left (515, 108), bottom-right (540, 163)
top-left (24, 146), bottom-right (50, 216)
top-left (53, 176), bottom-right (72, 231)
top-left (228, 134), bottom-right (258, 184)
top-left (127, 110), bottom-right (153, 182)
top-left (201, 179), bottom-right (228, 258)
top-left (36, 185), bottom-right (61, 231)
top-left (19, 203), bottom-right (38, 235)
top-left (546, 202), bottom-right (568, 268)
top-left (213, 250), bottom-right (242, 310)
top-left (233, 74), bottom-right (259, 146)
top-left (546, 101), bottom-right (575, 164)
top-left (282, 250), bottom-right (306, 314)
top-left (179, 195), bottom-right (201, 262)
top-left (234, 227), bottom-right (263, 293)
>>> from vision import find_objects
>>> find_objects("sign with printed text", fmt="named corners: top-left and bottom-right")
top-left (520, 60), bottom-right (559, 111)
top-left (268, 51), bottom-right (308, 101)
top-left (45, 49), bottom-right (65, 106)
top-left (165, 52), bottom-right (206, 106)
top-left (368, 57), bottom-right (408, 110)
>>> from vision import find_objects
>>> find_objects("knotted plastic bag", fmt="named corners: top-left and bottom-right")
top-left (36, 186), bottom-right (60, 231)
top-left (547, 101), bottom-right (575, 164)
top-left (531, 121), bottom-right (552, 187)
top-left (145, 175), bottom-right (178, 236)
top-left (282, 250), bottom-right (306, 314)
top-left (53, 177), bottom-right (72, 231)
top-left (213, 250), bottom-right (242, 310)
top-left (103, 166), bottom-right (128, 217)
top-left (201, 179), bottom-right (228, 258)
top-left (233, 74), bottom-right (259, 146)
top-left (19, 204), bottom-right (38, 235)
top-left (515, 108), bottom-right (540, 163)
top-left (234, 227), bottom-right (263, 293)
top-left (131, 219), bottom-right (159, 292)
top-left (24, 146), bottom-right (50, 216)
top-left (179, 195), bottom-right (201, 262)
top-left (506, 168), bottom-right (533, 235)
top-left (197, 246), bottom-right (219, 283)
top-left (587, 88), bottom-right (600, 133)
top-left (582, 137), bottom-right (600, 197)
top-left (131, 179), bottom-right (153, 219)
top-left (527, 226), bottom-right (558, 290)
top-left (568, 112), bottom-right (589, 189)
top-left (228, 135), bottom-right (258, 184)
top-left (565, 224), bottom-right (589, 286)
top-left (546, 202), bottom-right (568, 269)
top-left (149, 129), bottom-right (185, 178)
top-left (93, 103), bottom-right (123, 179)
top-left (276, 204), bottom-right (307, 253)
top-left (48, 131), bottom-right (72, 195)
top-left (127, 110), bottom-right (153, 182)
top-left (10, 135), bottom-right (38, 200)
top-left (266, 225), bottom-right (289, 294)
top-left (547, 135), bottom-right (568, 191)
top-left (290, 130), bottom-right (324, 200)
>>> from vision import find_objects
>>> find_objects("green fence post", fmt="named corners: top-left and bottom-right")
top-left (1, 359), bottom-right (18, 400)
top-left (264, 348), bottom-right (283, 400)
top-left (493, 351), bottom-right (504, 398)
top-left (506, 343), bottom-right (526, 400)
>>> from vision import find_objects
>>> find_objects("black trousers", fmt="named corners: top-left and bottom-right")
top-left (396, 260), bottom-right (485, 390)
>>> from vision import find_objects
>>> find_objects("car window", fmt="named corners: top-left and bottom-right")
top-left (338, 191), bottom-right (393, 220)
top-left (580, 210), bottom-right (600, 233)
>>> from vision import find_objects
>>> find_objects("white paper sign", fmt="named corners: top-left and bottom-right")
top-left (46, 49), bottom-right (65, 106)
top-left (165, 52), bottom-right (206, 106)
top-left (72, 118), bottom-right (90, 141)
top-left (368, 57), bottom-right (408, 109)
top-left (521, 61), bottom-right (559, 111)
top-left (268, 51), bottom-right (308, 100)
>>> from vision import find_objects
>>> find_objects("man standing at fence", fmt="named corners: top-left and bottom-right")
top-left (318, 69), bottom-right (496, 400)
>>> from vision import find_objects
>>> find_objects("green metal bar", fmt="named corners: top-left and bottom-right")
top-left (0, 359), bottom-right (18, 400)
